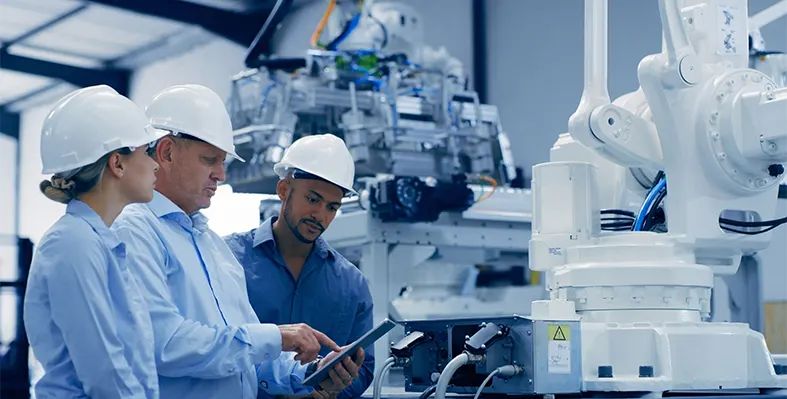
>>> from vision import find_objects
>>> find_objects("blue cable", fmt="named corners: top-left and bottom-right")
top-left (327, 13), bottom-right (361, 50)
top-left (633, 177), bottom-right (666, 231)
top-left (258, 82), bottom-right (277, 110)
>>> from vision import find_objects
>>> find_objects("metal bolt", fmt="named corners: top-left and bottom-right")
top-left (766, 92), bottom-right (775, 100)
top-left (712, 132), bottom-right (720, 140)
top-left (480, 344), bottom-right (486, 350)
top-left (718, 153), bottom-right (727, 160)
top-left (431, 372), bottom-right (441, 382)
top-left (718, 92), bottom-right (726, 100)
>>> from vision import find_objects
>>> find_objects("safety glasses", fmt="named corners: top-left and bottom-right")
top-left (127, 140), bottom-right (159, 157)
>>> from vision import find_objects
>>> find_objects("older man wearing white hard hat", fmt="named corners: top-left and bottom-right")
top-left (112, 84), bottom-right (363, 399)
top-left (224, 134), bottom-right (375, 399)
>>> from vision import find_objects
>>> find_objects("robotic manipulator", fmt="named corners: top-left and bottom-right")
top-left (225, 0), bottom-right (520, 223)
top-left (369, 1), bottom-right (787, 398)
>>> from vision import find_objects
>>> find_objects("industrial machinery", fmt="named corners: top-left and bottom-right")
top-left (228, 0), bottom-right (536, 376)
top-left (224, 0), bottom-right (518, 195)
top-left (749, 1), bottom-right (787, 87)
top-left (377, 0), bottom-right (787, 398)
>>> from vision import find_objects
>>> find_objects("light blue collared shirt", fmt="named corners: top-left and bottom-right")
top-left (113, 191), bottom-right (312, 399)
top-left (23, 200), bottom-right (158, 399)
top-left (224, 216), bottom-right (375, 399)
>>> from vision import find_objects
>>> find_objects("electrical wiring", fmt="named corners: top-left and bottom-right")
top-left (719, 214), bottom-right (787, 235)
top-left (311, 0), bottom-right (337, 49)
top-left (633, 176), bottom-right (666, 231)
top-left (474, 175), bottom-right (498, 203)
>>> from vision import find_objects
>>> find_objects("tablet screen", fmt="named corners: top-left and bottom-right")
top-left (302, 318), bottom-right (397, 388)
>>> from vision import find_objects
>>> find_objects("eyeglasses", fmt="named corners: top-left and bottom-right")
top-left (127, 140), bottom-right (159, 157)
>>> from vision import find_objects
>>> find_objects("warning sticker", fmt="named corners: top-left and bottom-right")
top-left (547, 324), bottom-right (571, 374)
top-left (548, 324), bottom-right (570, 341)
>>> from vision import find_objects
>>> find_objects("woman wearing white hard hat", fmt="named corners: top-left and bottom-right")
top-left (23, 85), bottom-right (167, 399)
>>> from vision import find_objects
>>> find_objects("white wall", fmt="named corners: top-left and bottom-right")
top-left (18, 106), bottom-right (65, 244)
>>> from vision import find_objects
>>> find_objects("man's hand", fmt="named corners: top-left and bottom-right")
top-left (317, 347), bottom-right (365, 394)
top-left (279, 324), bottom-right (341, 363)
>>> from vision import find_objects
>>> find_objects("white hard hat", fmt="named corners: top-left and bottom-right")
top-left (40, 85), bottom-right (168, 175)
top-left (145, 84), bottom-right (245, 162)
top-left (273, 134), bottom-right (357, 196)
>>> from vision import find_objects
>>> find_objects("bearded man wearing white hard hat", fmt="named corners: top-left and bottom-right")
top-left (112, 84), bottom-right (363, 399)
top-left (224, 134), bottom-right (376, 399)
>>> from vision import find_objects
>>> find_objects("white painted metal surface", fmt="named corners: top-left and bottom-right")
top-left (528, 0), bottom-right (787, 393)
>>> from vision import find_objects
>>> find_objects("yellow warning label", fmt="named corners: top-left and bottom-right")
top-left (548, 324), bottom-right (570, 341)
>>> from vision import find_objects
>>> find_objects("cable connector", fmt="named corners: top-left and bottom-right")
top-left (495, 364), bottom-right (523, 378)
top-left (390, 331), bottom-right (430, 358)
top-left (464, 322), bottom-right (509, 355)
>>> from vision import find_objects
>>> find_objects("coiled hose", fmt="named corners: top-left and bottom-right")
top-left (373, 356), bottom-right (396, 399)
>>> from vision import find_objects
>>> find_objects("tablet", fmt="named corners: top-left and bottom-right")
top-left (302, 318), bottom-right (397, 388)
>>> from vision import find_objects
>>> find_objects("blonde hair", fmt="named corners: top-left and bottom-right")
top-left (39, 149), bottom-right (130, 204)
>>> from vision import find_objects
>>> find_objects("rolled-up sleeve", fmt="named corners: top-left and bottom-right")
top-left (116, 217), bottom-right (282, 379)
top-left (338, 279), bottom-right (375, 399)
top-left (47, 242), bottom-right (147, 399)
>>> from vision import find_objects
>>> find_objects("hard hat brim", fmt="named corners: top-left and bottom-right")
top-left (274, 162), bottom-right (358, 197)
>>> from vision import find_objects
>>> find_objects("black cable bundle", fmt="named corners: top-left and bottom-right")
top-left (601, 209), bottom-right (636, 231)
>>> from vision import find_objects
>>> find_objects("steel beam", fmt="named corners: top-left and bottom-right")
top-left (471, 0), bottom-right (488, 103)
top-left (0, 50), bottom-right (131, 96)
top-left (85, 0), bottom-right (270, 46)
top-left (0, 108), bottom-right (20, 140)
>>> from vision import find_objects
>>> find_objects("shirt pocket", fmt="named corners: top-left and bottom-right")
top-left (305, 291), bottom-right (355, 347)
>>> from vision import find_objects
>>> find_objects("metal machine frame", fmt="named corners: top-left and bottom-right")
top-left (321, 186), bottom-right (535, 373)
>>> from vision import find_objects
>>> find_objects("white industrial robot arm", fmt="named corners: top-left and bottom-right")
top-left (567, 0), bottom-right (663, 171)
top-left (749, 0), bottom-right (787, 32)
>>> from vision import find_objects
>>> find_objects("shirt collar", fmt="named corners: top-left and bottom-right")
top-left (146, 190), bottom-right (210, 233)
top-left (254, 216), bottom-right (333, 260)
top-left (66, 199), bottom-right (122, 250)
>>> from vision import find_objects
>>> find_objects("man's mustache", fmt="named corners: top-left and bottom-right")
top-left (301, 219), bottom-right (324, 232)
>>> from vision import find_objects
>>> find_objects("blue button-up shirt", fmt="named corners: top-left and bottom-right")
top-left (224, 216), bottom-right (375, 399)
top-left (24, 200), bottom-right (158, 399)
top-left (113, 192), bottom-right (312, 399)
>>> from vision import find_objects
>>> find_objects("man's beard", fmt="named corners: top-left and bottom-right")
top-left (283, 191), bottom-right (323, 244)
